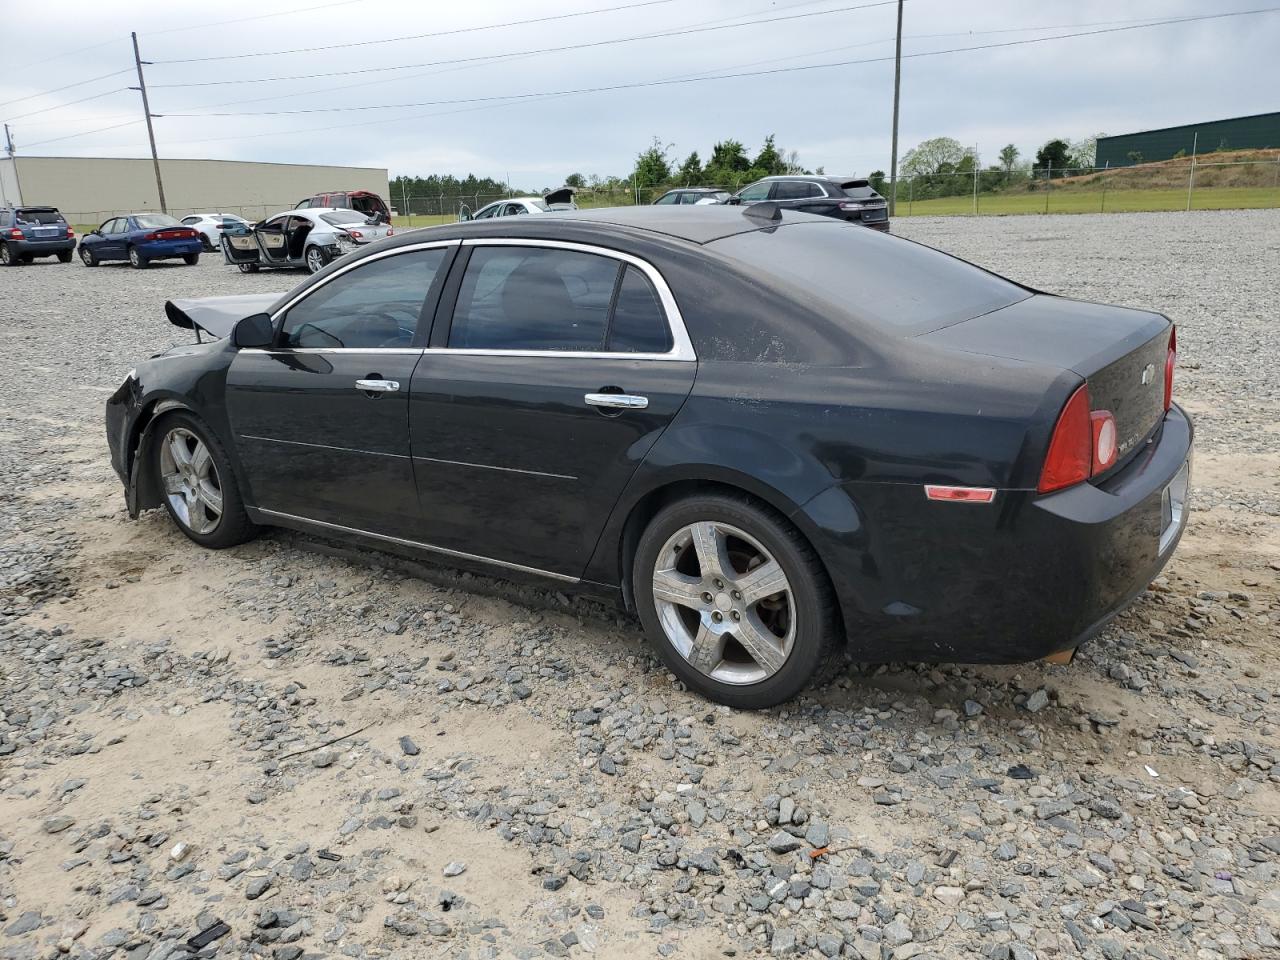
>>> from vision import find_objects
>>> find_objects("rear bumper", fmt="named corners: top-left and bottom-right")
top-left (137, 239), bottom-right (202, 258)
top-left (10, 237), bottom-right (75, 255)
top-left (798, 404), bottom-right (1193, 662)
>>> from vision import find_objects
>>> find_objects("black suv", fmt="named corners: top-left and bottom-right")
top-left (0, 206), bottom-right (76, 264)
top-left (727, 176), bottom-right (889, 231)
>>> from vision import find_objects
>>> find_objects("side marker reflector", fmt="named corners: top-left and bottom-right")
top-left (924, 485), bottom-right (996, 503)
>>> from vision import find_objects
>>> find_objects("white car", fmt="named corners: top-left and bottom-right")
top-left (180, 213), bottom-right (252, 252)
top-left (220, 207), bottom-right (394, 274)
top-left (461, 188), bottom-right (578, 221)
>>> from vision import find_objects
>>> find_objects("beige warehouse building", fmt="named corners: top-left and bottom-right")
top-left (0, 155), bottom-right (388, 225)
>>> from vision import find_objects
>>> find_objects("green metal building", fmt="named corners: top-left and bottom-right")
top-left (1095, 112), bottom-right (1280, 167)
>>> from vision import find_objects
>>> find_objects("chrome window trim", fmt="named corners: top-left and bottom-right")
top-left (256, 508), bottom-right (580, 584)
top-left (448, 237), bottom-right (696, 362)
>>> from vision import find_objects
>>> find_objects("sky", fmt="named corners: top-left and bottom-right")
top-left (2, 0), bottom-right (1278, 189)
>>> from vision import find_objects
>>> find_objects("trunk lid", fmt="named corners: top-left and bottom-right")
top-left (920, 293), bottom-right (1171, 466)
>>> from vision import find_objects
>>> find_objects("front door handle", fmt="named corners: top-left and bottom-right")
top-left (584, 392), bottom-right (648, 410)
top-left (356, 378), bottom-right (399, 393)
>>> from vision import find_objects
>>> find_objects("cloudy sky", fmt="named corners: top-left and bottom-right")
top-left (3, 0), bottom-right (1277, 188)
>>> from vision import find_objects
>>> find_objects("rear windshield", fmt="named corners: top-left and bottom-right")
top-left (133, 214), bottom-right (181, 228)
top-left (840, 183), bottom-right (877, 199)
top-left (16, 208), bottom-right (63, 224)
top-left (712, 223), bottom-right (1029, 335)
top-left (320, 211), bottom-right (369, 226)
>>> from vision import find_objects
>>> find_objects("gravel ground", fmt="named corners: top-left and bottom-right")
top-left (1, 210), bottom-right (1278, 960)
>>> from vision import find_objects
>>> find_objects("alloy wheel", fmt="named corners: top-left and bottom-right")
top-left (79, 247), bottom-right (94, 266)
top-left (651, 520), bottom-right (795, 685)
top-left (129, 247), bottom-right (144, 268)
top-left (306, 247), bottom-right (324, 273)
top-left (159, 427), bottom-right (223, 535)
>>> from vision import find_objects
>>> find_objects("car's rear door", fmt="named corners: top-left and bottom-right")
top-left (408, 239), bottom-right (697, 579)
top-left (224, 240), bottom-right (458, 536)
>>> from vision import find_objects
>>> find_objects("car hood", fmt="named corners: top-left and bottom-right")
top-left (165, 293), bottom-right (284, 340)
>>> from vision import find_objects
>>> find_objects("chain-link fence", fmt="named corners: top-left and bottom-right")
top-left (890, 155), bottom-right (1280, 217)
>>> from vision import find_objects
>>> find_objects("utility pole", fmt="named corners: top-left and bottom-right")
top-left (887, 0), bottom-right (904, 216)
top-left (3, 123), bottom-right (22, 205)
top-left (1185, 130), bottom-right (1198, 212)
top-left (130, 31), bottom-right (167, 214)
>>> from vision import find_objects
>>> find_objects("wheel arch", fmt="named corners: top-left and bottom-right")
top-left (126, 397), bottom-right (200, 513)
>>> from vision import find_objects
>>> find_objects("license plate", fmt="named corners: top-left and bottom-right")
top-left (35, 228), bottom-right (57, 236)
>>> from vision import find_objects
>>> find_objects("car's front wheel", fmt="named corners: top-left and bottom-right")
top-left (79, 246), bottom-right (98, 266)
top-left (632, 493), bottom-right (838, 708)
top-left (128, 246), bottom-right (148, 269)
top-left (238, 262), bottom-right (259, 273)
top-left (57, 250), bottom-right (73, 263)
top-left (152, 412), bottom-right (258, 549)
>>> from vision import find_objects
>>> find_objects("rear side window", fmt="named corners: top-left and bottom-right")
top-left (712, 224), bottom-right (1028, 334)
top-left (655, 192), bottom-right (679, 205)
top-left (449, 247), bottom-right (618, 351)
top-left (608, 266), bottom-right (671, 353)
top-left (280, 248), bottom-right (447, 349)
top-left (773, 181), bottom-right (820, 200)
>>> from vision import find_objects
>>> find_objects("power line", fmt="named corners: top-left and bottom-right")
top-left (19, 119), bottom-right (144, 149)
top-left (0, 68), bottom-right (135, 111)
top-left (154, 0), bottom-right (683, 63)
top-left (166, 7), bottom-right (1280, 120)
top-left (145, 0), bottom-right (368, 35)
top-left (149, 0), bottom-right (897, 92)
top-left (3, 88), bottom-right (133, 124)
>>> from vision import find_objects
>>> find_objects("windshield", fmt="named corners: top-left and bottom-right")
top-left (712, 223), bottom-right (1029, 335)
top-left (16, 208), bottom-right (63, 224)
top-left (133, 214), bottom-right (181, 228)
top-left (320, 211), bottom-right (369, 226)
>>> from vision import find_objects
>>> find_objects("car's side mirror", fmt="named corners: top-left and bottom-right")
top-left (724, 197), bottom-right (741, 206)
top-left (232, 312), bottom-right (275, 349)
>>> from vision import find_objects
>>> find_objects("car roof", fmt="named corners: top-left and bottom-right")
top-left (666, 187), bottom-right (726, 193)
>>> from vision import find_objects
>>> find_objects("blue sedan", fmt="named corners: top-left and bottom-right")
top-left (79, 213), bottom-right (204, 268)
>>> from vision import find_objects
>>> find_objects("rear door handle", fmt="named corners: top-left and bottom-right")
top-left (356, 379), bottom-right (399, 393)
top-left (584, 392), bottom-right (648, 410)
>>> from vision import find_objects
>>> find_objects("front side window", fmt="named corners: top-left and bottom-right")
top-left (104, 219), bottom-right (126, 235)
top-left (181, 216), bottom-right (200, 225)
top-left (449, 247), bottom-right (619, 351)
top-left (473, 204), bottom-right (499, 220)
top-left (655, 192), bottom-right (680, 205)
top-left (279, 248), bottom-right (448, 349)
top-left (736, 181), bottom-right (772, 202)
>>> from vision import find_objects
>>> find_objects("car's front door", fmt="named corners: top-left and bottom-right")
top-left (97, 218), bottom-right (128, 259)
top-left (408, 239), bottom-right (697, 579)
top-left (224, 241), bottom-right (457, 536)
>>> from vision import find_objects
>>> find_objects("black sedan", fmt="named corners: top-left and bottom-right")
top-left (106, 205), bottom-right (1190, 708)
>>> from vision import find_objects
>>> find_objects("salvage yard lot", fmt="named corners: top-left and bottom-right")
top-left (1, 210), bottom-right (1278, 959)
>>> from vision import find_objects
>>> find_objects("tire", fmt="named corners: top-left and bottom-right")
top-left (57, 250), bottom-right (73, 263)
top-left (0, 243), bottom-right (16, 266)
top-left (151, 411), bottom-right (258, 549)
top-left (183, 252), bottom-right (200, 265)
top-left (201, 236), bottom-right (215, 252)
top-left (20, 254), bottom-right (35, 264)
top-left (128, 245), bottom-right (148, 269)
top-left (80, 246), bottom-right (98, 267)
top-left (304, 245), bottom-right (326, 274)
top-left (632, 492), bottom-right (838, 709)
top-left (238, 262), bottom-right (260, 274)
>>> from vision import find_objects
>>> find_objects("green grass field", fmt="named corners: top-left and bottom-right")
top-left (896, 186), bottom-right (1280, 217)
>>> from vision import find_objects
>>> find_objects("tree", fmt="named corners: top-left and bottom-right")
top-left (1067, 134), bottom-right (1102, 170)
top-left (709, 139), bottom-right (751, 172)
top-left (998, 143), bottom-right (1019, 173)
top-left (677, 151), bottom-right (702, 185)
top-left (633, 136), bottom-right (673, 188)
top-left (564, 173), bottom-right (586, 188)
top-left (1126, 151), bottom-right (1144, 165)
top-left (868, 170), bottom-right (887, 194)
top-left (783, 149), bottom-right (805, 175)
top-left (753, 135), bottom-right (786, 176)
top-left (1035, 139), bottom-right (1071, 176)
top-left (900, 137), bottom-right (968, 177)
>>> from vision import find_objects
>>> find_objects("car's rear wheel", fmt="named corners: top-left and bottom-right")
top-left (153, 412), bottom-right (258, 549)
top-left (633, 493), bottom-right (838, 708)
top-left (305, 245), bottom-right (326, 274)
top-left (128, 246), bottom-right (148, 269)
top-left (57, 250), bottom-right (73, 263)
top-left (0, 243), bottom-right (16, 266)
top-left (238, 262), bottom-right (259, 274)
top-left (201, 236), bottom-right (215, 252)
top-left (79, 246), bottom-right (98, 267)
top-left (183, 252), bottom-right (200, 265)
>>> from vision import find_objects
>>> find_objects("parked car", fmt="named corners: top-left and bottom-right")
top-left (295, 190), bottom-right (392, 222)
top-left (0, 206), bottom-right (76, 265)
top-left (180, 213), bottom-right (252, 252)
top-left (462, 189), bottom-right (579, 222)
top-left (727, 175), bottom-right (890, 231)
top-left (107, 206), bottom-right (1189, 708)
top-left (221, 207), bottom-right (394, 274)
top-left (653, 187), bottom-right (730, 205)
top-left (79, 214), bottom-right (203, 268)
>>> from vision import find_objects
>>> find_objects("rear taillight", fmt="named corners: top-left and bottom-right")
top-left (1164, 326), bottom-right (1176, 411)
top-left (66, 226), bottom-right (75, 238)
top-left (348, 230), bottom-right (363, 240)
top-left (1038, 385), bottom-right (1092, 494)
top-left (7, 228), bottom-right (21, 239)
top-left (143, 231), bottom-right (160, 241)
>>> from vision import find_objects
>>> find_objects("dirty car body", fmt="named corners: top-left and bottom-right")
top-left (107, 206), bottom-right (1191, 706)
